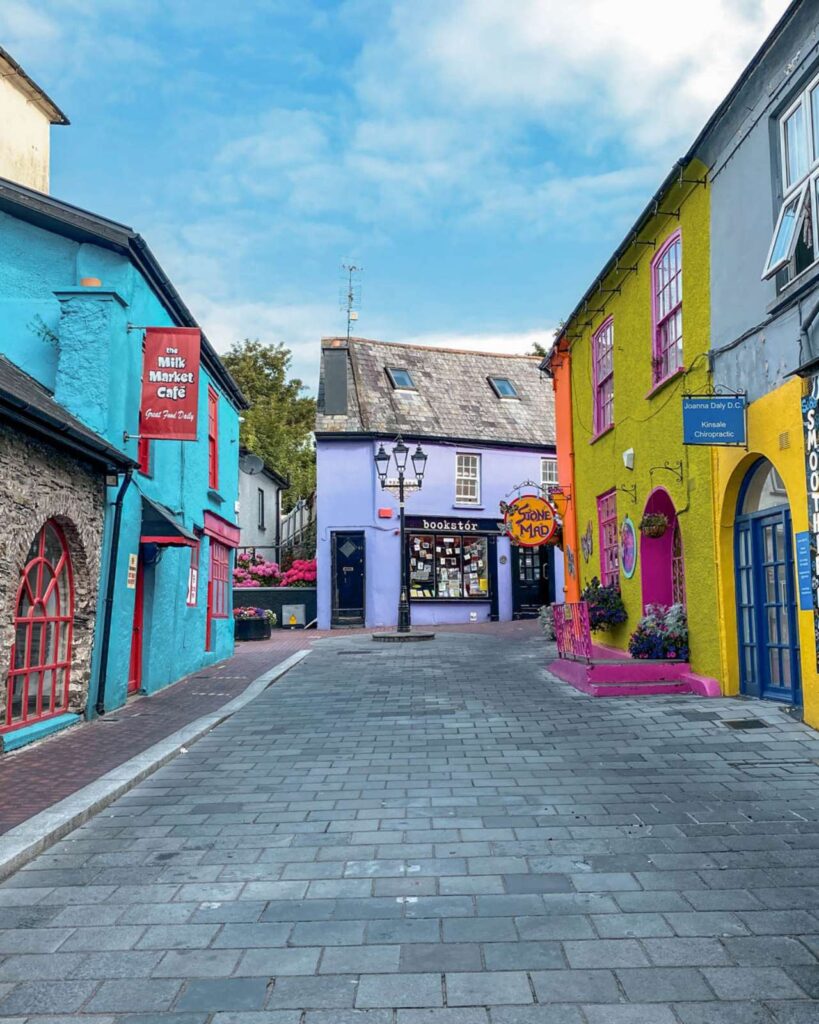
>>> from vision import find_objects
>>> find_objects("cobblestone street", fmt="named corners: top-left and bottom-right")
top-left (3, 630), bottom-right (819, 1022)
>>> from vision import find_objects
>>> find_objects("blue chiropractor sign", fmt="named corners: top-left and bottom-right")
top-left (682, 395), bottom-right (747, 446)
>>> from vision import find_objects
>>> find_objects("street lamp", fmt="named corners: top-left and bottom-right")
top-left (374, 436), bottom-right (427, 633)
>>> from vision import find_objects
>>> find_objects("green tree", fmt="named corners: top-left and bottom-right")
top-left (222, 339), bottom-right (315, 512)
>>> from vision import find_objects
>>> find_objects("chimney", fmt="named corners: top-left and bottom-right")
top-left (0, 47), bottom-right (69, 193)
top-left (322, 339), bottom-right (348, 416)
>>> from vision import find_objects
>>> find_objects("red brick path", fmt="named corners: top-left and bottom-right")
top-left (0, 619), bottom-right (539, 835)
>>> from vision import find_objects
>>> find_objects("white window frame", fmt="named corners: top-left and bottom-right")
top-left (455, 453), bottom-right (481, 505)
top-left (764, 69), bottom-right (819, 281)
top-left (541, 457), bottom-right (558, 491)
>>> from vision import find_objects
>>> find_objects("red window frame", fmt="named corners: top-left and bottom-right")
top-left (208, 386), bottom-right (219, 491)
top-left (651, 231), bottom-right (683, 385)
top-left (592, 318), bottom-right (614, 436)
top-left (597, 489), bottom-right (619, 589)
top-left (205, 539), bottom-right (230, 651)
top-left (6, 521), bottom-right (74, 730)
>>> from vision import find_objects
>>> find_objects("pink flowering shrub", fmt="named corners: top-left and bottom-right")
top-left (234, 553), bottom-right (316, 589)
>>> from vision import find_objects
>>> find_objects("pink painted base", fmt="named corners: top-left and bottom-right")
top-left (549, 645), bottom-right (721, 698)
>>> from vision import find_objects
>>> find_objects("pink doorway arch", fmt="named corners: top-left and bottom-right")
top-left (640, 487), bottom-right (685, 609)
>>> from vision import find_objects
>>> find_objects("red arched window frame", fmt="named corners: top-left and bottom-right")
top-left (671, 521), bottom-right (686, 607)
top-left (6, 521), bottom-right (74, 730)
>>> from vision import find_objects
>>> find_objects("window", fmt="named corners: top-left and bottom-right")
top-left (763, 71), bottom-right (819, 283)
top-left (206, 540), bottom-right (230, 651)
top-left (541, 457), bottom-right (558, 491)
top-left (186, 542), bottom-right (199, 607)
top-left (207, 386), bottom-right (219, 490)
top-left (488, 376), bottom-right (518, 398)
top-left (6, 521), bottom-right (73, 729)
top-left (137, 410), bottom-right (151, 476)
top-left (671, 522), bottom-right (686, 607)
top-left (409, 533), bottom-right (489, 600)
top-left (652, 232), bottom-right (683, 384)
top-left (455, 453), bottom-right (481, 505)
top-left (592, 318), bottom-right (614, 435)
top-left (597, 490), bottom-right (619, 589)
top-left (386, 367), bottom-right (415, 390)
top-left (258, 488), bottom-right (265, 531)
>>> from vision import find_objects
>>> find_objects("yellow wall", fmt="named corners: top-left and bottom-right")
top-left (713, 378), bottom-right (819, 726)
top-left (566, 162), bottom-right (722, 682)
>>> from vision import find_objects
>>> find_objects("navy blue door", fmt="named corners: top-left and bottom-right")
top-left (735, 508), bottom-right (800, 704)
top-left (332, 532), bottom-right (365, 625)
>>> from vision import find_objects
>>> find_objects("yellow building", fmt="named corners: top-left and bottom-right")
top-left (550, 159), bottom-right (722, 686)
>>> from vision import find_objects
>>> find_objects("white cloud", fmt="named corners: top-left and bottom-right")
top-left (392, 328), bottom-right (548, 356)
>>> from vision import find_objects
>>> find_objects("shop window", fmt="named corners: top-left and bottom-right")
top-left (671, 522), bottom-right (686, 607)
top-left (541, 457), bottom-right (558, 490)
top-left (409, 533), bottom-right (489, 600)
top-left (205, 540), bottom-right (229, 650)
top-left (592, 318), bottom-right (614, 435)
top-left (6, 521), bottom-right (73, 729)
top-left (488, 376), bottom-right (518, 398)
top-left (455, 453), bottom-right (481, 505)
top-left (597, 489), bottom-right (619, 588)
top-left (651, 232), bottom-right (683, 384)
top-left (208, 386), bottom-right (219, 490)
top-left (763, 70), bottom-right (819, 284)
top-left (386, 367), bottom-right (415, 390)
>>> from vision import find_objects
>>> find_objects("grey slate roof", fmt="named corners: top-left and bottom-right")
top-left (0, 355), bottom-right (134, 470)
top-left (316, 337), bottom-right (555, 448)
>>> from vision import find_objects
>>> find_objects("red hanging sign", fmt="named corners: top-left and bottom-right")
top-left (140, 327), bottom-right (201, 441)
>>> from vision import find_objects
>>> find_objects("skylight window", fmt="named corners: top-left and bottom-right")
top-left (386, 367), bottom-right (415, 390)
top-left (488, 376), bottom-right (518, 399)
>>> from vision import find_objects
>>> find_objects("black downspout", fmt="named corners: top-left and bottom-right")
top-left (95, 467), bottom-right (133, 715)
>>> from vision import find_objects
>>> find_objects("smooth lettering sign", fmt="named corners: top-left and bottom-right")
top-left (682, 396), bottom-right (746, 446)
top-left (503, 494), bottom-right (558, 547)
top-left (140, 327), bottom-right (201, 441)
top-left (802, 377), bottom-right (819, 667)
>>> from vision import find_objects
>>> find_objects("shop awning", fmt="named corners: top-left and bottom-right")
top-left (140, 495), bottom-right (198, 547)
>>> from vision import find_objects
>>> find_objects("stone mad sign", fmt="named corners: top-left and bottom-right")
top-left (502, 494), bottom-right (558, 547)
top-left (140, 327), bottom-right (201, 441)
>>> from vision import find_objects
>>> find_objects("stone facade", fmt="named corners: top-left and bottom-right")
top-left (0, 424), bottom-right (105, 717)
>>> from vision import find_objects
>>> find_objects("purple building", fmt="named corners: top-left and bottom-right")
top-left (315, 337), bottom-right (561, 629)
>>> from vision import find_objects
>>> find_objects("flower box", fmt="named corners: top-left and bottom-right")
top-left (235, 617), bottom-right (271, 641)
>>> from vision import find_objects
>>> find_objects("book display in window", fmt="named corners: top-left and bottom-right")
top-left (437, 536), bottom-right (462, 598)
top-left (409, 535), bottom-right (435, 599)
top-left (407, 532), bottom-right (490, 600)
top-left (463, 536), bottom-right (489, 596)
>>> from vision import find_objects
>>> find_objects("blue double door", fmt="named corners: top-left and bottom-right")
top-left (735, 507), bottom-right (801, 704)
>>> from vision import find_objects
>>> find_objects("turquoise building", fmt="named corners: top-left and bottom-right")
top-left (0, 176), bottom-right (246, 748)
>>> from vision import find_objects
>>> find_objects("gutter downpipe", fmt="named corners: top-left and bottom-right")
top-left (95, 467), bottom-right (133, 715)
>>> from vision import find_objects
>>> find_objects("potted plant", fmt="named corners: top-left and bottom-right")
top-left (233, 606), bottom-right (277, 641)
top-left (628, 603), bottom-right (689, 660)
top-left (580, 576), bottom-right (627, 632)
top-left (639, 512), bottom-right (669, 538)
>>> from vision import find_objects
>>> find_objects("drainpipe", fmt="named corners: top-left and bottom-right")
top-left (95, 467), bottom-right (133, 715)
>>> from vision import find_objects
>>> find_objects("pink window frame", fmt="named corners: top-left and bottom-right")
top-left (651, 230), bottom-right (683, 385)
top-left (671, 520), bottom-right (686, 607)
top-left (597, 489), bottom-right (619, 589)
top-left (592, 317), bottom-right (614, 435)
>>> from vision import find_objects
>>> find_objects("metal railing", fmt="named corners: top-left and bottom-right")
top-left (554, 601), bottom-right (593, 661)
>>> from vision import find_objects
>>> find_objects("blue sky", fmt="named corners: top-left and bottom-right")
top-left (2, 0), bottom-right (787, 389)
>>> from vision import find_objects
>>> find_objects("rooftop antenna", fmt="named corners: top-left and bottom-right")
top-left (341, 263), bottom-right (362, 341)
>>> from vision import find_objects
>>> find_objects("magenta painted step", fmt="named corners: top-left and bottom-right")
top-left (548, 650), bottom-right (720, 698)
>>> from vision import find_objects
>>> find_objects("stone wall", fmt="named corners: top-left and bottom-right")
top-left (0, 424), bottom-right (106, 716)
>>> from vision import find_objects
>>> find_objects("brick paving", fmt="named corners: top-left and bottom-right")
top-left (2, 628), bottom-right (819, 1021)
top-left (0, 619), bottom-right (538, 835)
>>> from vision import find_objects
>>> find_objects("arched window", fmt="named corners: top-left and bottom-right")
top-left (671, 521), bottom-right (686, 607)
top-left (6, 521), bottom-right (74, 728)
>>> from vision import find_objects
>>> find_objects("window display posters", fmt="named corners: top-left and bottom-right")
top-left (140, 327), bottom-right (201, 440)
top-left (408, 532), bottom-right (489, 600)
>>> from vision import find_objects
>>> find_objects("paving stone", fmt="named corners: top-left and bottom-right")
top-left (136, 924), bottom-right (219, 949)
top-left (502, 875), bottom-right (572, 894)
top-left (400, 943), bottom-right (482, 973)
top-left (0, 981), bottom-right (98, 1015)
top-left (60, 925), bottom-right (146, 951)
top-left (616, 967), bottom-right (714, 1001)
top-left (213, 924), bottom-right (293, 948)
top-left (483, 941), bottom-right (564, 970)
top-left (445, 972), bottom-right (532, 1006)
top-left (210, 1015), bottom-right (300, 1024)
top-left (563, 939), bottom-right (650, 968)
top-left (399, 1011), bottom-right (490, 1024)
top-left (702, 967), bottom-right (807, 1000)
top-left (514, 915), bottom-right (594, 941)
top-left (356, 973), bottom-right (443, 1008)
top-left (85, 978), bottom-right (183, 1012)
top-left (320, 945), bottom-right (400, 974)
top-left (672, 1004), bottom-right (776, 1024)
top-left (591, 913), bottom-right (673, 938)
top-left (529, 969), bottom-right (620, 1003)
top-left (237, 947), bottom-right (321, 976)
top-left (152, 948), bottom-right (242, 976)
top-left (641, 937), bottom-right (733, 966)
top-left (582, 1007), bottom-right (678, 1024)
top-left (306, 1012), bottom-right (393, 1024)
top-left (175, 977), bottom-right (269, 1012)
top-left (267, 975), bottom-right (358, 1009)
top-left (291, 921), bottom-right (366, 946)
top-left (367, 919), bottom-right (441, 944)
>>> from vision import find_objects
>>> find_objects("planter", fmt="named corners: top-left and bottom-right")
top-left (232, 586), bottom-right (317, 628)
top-left (640, 523), bottom-right (668, 539)
top-left (235, 617), bottom-right (272, 641)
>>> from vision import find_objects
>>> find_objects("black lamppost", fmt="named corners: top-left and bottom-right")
top-left (374, 437), bottom-right (428, 632)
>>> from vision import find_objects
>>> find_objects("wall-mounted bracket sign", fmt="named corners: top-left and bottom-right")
top-left (140, 327), bottom-right (201, 441)
top-left (682, 394), bottom-right (746, 447)
top-left (801, 376), bottom-right (819, 668)
top-left (501, 494), bottom-right (558, 547)
top-left (620, 516), bottom-right (637, 579)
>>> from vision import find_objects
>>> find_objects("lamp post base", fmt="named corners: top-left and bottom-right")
top-left (373, 632), bottom-right (436, 643)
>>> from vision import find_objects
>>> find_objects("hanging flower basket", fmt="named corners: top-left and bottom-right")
top-left (638, 513), bottom-right (669, 539)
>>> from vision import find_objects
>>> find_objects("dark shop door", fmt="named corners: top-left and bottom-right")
top-left (332, 531), bottom-right (366, 626)
top-left (512, 545), bottom-right (553, 618)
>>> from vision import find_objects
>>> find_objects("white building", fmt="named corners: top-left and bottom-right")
top-left (238, 449), bottom-right (288, 554)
